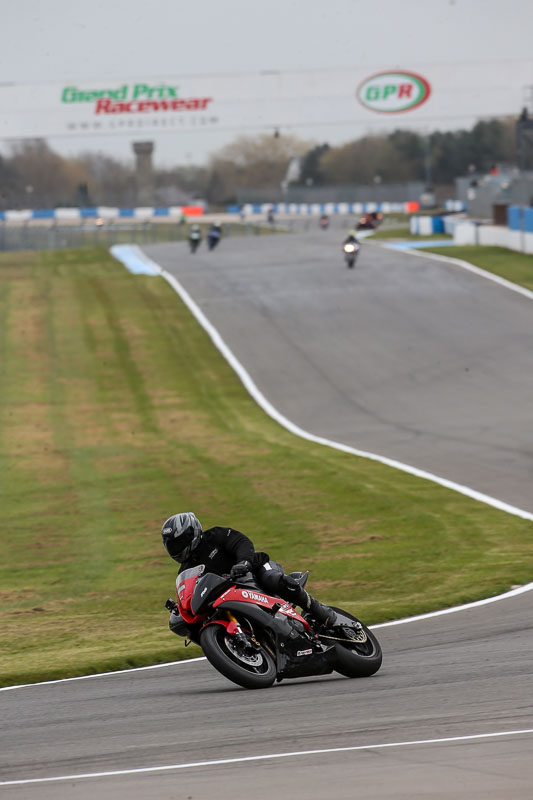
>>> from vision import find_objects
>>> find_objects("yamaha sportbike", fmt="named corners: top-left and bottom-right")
top-left (165, 565), bottom-right (382, 689)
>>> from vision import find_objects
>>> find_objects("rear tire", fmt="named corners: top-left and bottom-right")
top-left (200, 623), bottom-right (276, 689)
top-left (332, 613), bottom-right (382, 678)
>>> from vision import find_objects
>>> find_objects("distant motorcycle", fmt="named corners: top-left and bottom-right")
top-left (319, 214), bottom-right (330, 230)
top-left (357, 212), bottom-right (383, 231)
top-left (207, 225), bottom-right (222, 251)
top-left (343, 241), bottom-right (360, 268)
top-left (188, 228), bottom-right (202, 253)
top-left (166, 564), bottom-right (382, 689)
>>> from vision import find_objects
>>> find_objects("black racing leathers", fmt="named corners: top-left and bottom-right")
top-left (178, 526), bottom-right (269, 578)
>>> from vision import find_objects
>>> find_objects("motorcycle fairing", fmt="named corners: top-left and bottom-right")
top-left (176, 565), bottom-right (205, 613)
top-left (190, 573), bottom-right (233, 616)
top-left (213, 586), bottom-right (310, 628)
top-left (206, 599), bottom-right (334, 679)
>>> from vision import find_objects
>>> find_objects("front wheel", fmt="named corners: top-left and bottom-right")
top-left (200, 623), bottom-right (276, 689)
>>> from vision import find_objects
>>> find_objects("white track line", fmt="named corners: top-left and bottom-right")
top-left (2, 728), bottom-right (533, 786)
top-left (5, 245), bottom-right (530, 695)
top-left (0, 658), bottom-right (206, 692)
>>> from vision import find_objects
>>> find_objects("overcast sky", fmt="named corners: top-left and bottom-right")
top-left (2, 0), bottom-right (533, 166)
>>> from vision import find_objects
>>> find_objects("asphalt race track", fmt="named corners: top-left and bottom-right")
top-left (2, 230), bottom-right (533, 798)
top-left (146, 230), bottom-right (533, 515)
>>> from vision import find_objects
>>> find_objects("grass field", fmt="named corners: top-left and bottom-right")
top-left (1, 247), bottom-right (532, 687)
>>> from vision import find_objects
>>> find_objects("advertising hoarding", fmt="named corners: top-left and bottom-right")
top-left (1, 60), bottom-right (531, 141)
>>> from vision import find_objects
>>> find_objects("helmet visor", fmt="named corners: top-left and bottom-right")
top-left (164, 526), bottom-right (195, 561)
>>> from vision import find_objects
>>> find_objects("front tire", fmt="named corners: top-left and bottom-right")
top-left (200, 623), bottom-right (276, 689)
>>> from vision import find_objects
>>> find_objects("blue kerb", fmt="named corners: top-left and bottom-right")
top-left (110, 245), bottom-right (160, 275)
top-left (386, 240), bottom-right (455, 250)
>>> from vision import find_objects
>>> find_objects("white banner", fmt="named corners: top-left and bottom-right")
top-left (1, 60), bottom-right (532, 140)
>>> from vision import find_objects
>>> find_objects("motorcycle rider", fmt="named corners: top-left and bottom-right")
top-left (188, 224), bottom-right (202, 252)
top-left (162, 512), bottom-right (336, 636)
top-left (344, 228), bottom-right (360, 246)
top-left (207, 222), bottom-right (222, 249)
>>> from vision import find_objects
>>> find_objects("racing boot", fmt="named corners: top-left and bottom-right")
top-left (279, 575), bottom-right (336, 628)
top-left (304, 592), bottom-right (337, 629)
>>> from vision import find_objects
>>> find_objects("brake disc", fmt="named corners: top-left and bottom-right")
top-left (225, 636), bottom-right (264, 666)
top-left (318, 625), bottom-right (368, 644)
top-left (344, 625), bottom-right (368, 643)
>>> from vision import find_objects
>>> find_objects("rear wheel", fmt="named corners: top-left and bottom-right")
top-left (200, 623), bottom-right (276, 689)
top-left (332, 612), bottom-right (382, 678)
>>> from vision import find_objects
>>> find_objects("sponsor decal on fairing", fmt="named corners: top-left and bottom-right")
top-left (241, 590), bottom-right (269, 604)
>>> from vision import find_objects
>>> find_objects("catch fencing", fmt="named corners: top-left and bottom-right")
top-left (0, 221), bottom-right (275, 253)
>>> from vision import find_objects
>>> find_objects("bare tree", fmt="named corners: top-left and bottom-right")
top-left (7, 140), bottom-right (88, 208)
top-left (206, 133), bottom-right (314, 203)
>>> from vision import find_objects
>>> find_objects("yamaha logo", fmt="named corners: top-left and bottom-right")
top-left (241, 590), bottom-right (269, 603)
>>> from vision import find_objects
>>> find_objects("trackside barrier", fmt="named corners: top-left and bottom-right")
top-left (507, 205), bottom-right (533, 233)
top-left (0, 206), bottom-right (204, 222)
top-left (454, 216), bottom-right (533, 254)
top-left (227, 202), bottom-right (420, 216)
top-left (410, 216), bottom-right (445, 235)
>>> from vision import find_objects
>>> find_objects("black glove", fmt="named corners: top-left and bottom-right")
top-left (230, 560), bottom-right (251, 580)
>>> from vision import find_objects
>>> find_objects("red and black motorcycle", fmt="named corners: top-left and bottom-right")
top-left (166, 565), bottom-right (382, 689)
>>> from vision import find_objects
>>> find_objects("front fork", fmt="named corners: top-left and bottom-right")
top-left (207, 611), bottom-right (263, 656)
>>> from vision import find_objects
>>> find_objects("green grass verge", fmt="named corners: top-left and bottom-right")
top-left (1, 247), bottom-right (532, 687)
top-left (423, 245), bottom-right (533, 292)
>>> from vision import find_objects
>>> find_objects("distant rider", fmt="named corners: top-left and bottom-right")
top-left (188, 224), bottom-right (202, 252)
top-left (207, 222), bottom-right (222, 249)
top-left (161, 512), bottom-right (336, 636)
top-left (344, 228), bottom-right (360, 246)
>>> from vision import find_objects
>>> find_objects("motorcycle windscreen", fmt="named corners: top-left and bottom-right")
top-left (177, 564), bottom-right (205, 613)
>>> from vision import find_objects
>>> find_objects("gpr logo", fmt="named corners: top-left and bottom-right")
top-left (357, 71), bottom-right (431, 113)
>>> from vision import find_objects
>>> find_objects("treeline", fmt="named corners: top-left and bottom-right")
top-left (0, 118), bottom-right (526, 210)
top-left (298, 118), bottom-right (522, 187)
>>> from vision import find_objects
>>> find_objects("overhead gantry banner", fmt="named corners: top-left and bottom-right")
top-left (1, 60), bottom-right (532, 140)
